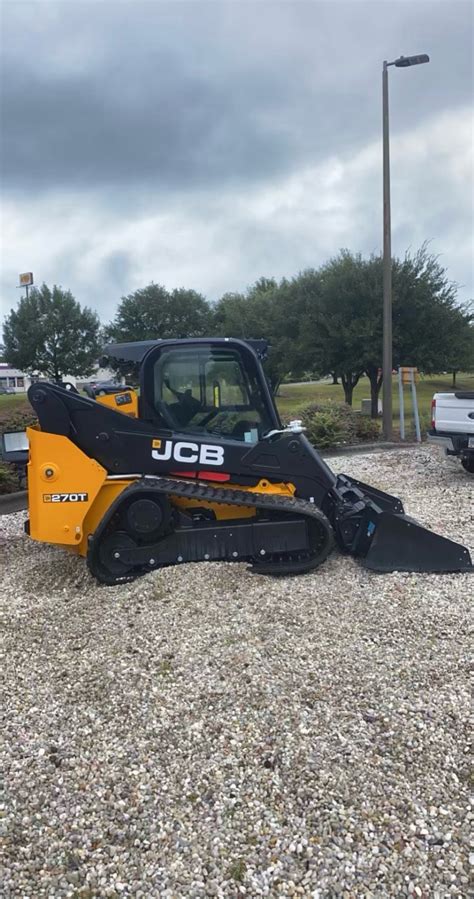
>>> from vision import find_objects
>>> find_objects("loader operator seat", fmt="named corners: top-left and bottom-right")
top-left (165, 384), bottom-right (203, 427)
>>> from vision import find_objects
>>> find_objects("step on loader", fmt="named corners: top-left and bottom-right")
top-left (2, 338), bottom-right (472, 584)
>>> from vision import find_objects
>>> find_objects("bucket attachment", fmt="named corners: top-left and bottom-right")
top-left (339, 476), bottom-right (405, 514)
top-left (361, 511), bottom-right (472, 573)
top-left (333, 474), bottom-right (472, 574)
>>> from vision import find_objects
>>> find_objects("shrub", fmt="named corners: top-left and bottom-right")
top-left (298, 401), bottom-right (355, 448)
top-left (0, 462), bottom-right (21, 494)
top-left (0, 400), bottom-right (36, 495)
top-left (297, 401), bottom-right (381, 450)
top-left (354, 415), bottom-right (381, 442)
top-left (0, 401), bottom-right (37, 432)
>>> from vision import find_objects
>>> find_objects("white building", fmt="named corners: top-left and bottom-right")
top-left (0, 364), bottom-right (28, 392)
top-left (0, 363), bottom-right (117, 393)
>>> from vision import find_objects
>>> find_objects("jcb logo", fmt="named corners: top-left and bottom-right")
top-left (151, 439), bottom-right (224, 467)
top-left (43, 493), bottom-right (88, 503)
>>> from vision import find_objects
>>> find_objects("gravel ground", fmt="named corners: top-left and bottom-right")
top-left (1, 446), bottom-right (472, 898)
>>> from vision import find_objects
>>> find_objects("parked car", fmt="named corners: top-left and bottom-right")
top-left (83, 380), bottom-right (131, 398)
top-left (427, 390), bottom-right (474, 473)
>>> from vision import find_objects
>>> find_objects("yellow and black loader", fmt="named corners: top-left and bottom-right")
top-left (2, 338), bottom-right (472, 583)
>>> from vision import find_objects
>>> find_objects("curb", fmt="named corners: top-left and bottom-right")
top-left (0, 491), bottom-right (27, 515)
top-left (323, 441), bottom-right (418, 458)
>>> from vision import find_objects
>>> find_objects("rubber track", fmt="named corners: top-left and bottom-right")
top-left (144, 475), bottom-right (328, 519)
top-left (88, 475), bottom-right (334, 584)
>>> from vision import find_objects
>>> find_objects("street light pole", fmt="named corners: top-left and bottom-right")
top-left (382, 61), bottom-right (392, 440)
top-left (381, 53), bottom-right (430, 442)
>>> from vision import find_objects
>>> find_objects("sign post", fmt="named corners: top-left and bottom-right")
top-left (410, 369), bottom-right (421, 443)
top-left (398, 367), bottom-right (421, 442)
top-left (18, 272), bottom-right (34, 299)
top-left (398, 368), bottom-right (405, 441)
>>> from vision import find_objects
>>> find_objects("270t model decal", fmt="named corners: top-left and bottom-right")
top-left (43, 493), bottom-right (89, 503)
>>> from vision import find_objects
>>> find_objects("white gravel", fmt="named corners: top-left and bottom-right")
top-left (1, 446), bottom-right (472, 898)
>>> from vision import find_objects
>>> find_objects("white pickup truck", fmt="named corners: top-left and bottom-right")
top-left (427, 391), bottom-right (474, 473)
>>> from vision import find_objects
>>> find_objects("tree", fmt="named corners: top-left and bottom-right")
top-left (213, 277), bottom-right (305, 393)
top-left (106, 283), bottom-right (212, 344)
top-left (447, 310), bottom-right (474, 386)
top-left (295, 247), bottom-right (474, 415)
top-left (105, 282), bottom-right (213, 381)
top-left (295, 257), bottom-right (374, 407)
top-left (2, 284), bottom-right (101, 380)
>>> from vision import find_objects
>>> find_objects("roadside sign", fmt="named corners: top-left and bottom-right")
top-left (400, 366), bottom-right (419, 384)
top-left (19, 272), bottom-right (34, 287)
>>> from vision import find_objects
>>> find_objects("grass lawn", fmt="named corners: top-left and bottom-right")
top-left (0, 394), bottom-right (30, 409)
top-left (1, 373), bottom-right (473, 441)
top-left (0, 394), bottom-right (36, 430)
top-left (276, 372), bottom-right (474, 439)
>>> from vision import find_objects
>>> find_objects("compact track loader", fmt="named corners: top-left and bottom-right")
top-left (4, 338), bottom-right (472, 584)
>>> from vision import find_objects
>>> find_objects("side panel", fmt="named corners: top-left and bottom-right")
top-left (27, 427), bottom-right (108, 546)
top-left (27, 382), bottom-right (337, 506)
top-left (95, 390), bottom-right (139, 419)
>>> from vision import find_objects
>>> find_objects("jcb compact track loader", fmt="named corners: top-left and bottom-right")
top-left (4, 338), bottom-right (472, 584)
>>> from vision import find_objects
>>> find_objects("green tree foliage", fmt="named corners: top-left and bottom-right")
top-left (392, 247), bottom-right (472, 409)
top-left (294, 246), bottom-right (473, 415)
top-left (213, 277), bottom-right (306, 392)
top-left (2, 284), bottom-right (101, 381)
top-left (448, 310), bottom-right (474, 386)
top-left (289, 255), bottom-right (386, 407)
top-left (105, 283), bottom-right (213, 381)
top-left (213, 251), bottom-right (472, 408)
top-left (392, 249), bottom-right (471, 370)
top-left (106, 283), bottom-right (212, 343)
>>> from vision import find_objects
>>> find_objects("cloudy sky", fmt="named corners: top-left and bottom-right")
top-left (1, 0), bottom-right (472, 325)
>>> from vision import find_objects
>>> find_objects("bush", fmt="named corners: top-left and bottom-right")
top-left (0, 401), bottom-right (37, 432)
top-left (0, 400), bottom-right (36, 495)
top-left (0, 462), bottom-right (21, 494)
top-left (354, 414), bottom-right (381, 442)
top-left (297, 401), bottom-right (381, 450)
top-left (298, 402), bottom-right (354, 449)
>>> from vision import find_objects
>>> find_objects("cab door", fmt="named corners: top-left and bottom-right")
top-left (140, 339), bottom-right (280, 443)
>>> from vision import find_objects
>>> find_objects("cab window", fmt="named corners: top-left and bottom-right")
top-left (153, 345), bottom-right (273, 441)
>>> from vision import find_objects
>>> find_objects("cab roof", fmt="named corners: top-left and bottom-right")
top-left (101, 337), bottom-right (269, 366)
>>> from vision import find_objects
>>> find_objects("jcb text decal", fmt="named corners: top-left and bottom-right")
top-left (43, 493), bottom-right (89, 503)
top-left (151, 439), bottom-right (224, 466)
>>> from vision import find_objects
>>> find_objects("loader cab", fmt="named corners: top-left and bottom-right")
top-left (139, 339), bottom-right (280, 442)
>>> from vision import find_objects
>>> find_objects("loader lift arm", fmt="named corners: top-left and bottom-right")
top-left (24, 337), bottom-right (471, 583)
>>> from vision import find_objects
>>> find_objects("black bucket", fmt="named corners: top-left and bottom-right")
top-left (361, 511), bottom-right (472, 573)
top-left (340, 475), bottom-right (405, 514)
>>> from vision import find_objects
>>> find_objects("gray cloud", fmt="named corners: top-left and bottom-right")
top-left (1, 0), bottom-right (472, 321)
top-left (1, 1), bottom-right (472, 192)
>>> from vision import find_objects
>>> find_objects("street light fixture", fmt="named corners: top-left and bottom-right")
top-left (382, 52), bottom-right (430, 441)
